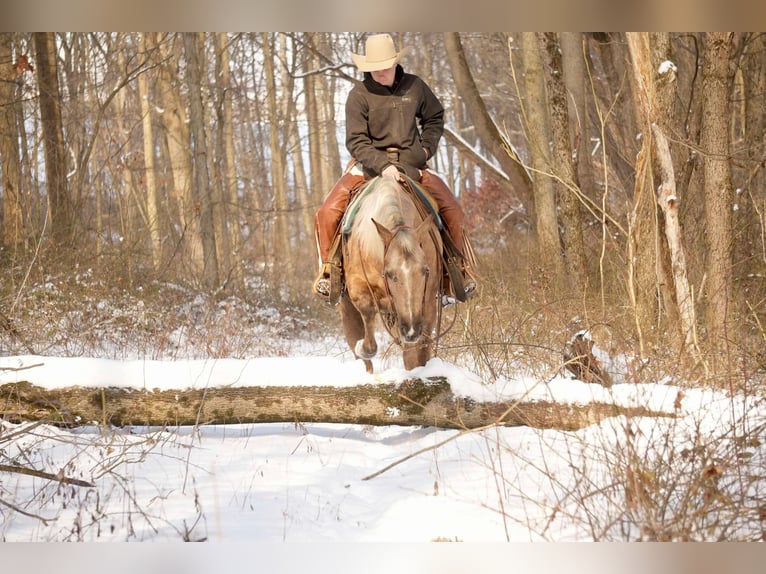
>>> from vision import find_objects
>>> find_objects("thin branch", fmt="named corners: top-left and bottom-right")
top-left (0, 421), bottom-right (46, 444)
top-left (363, 371), bottom-right (550, 481)
top-left (0, 496), bottom-right (58, 525)
top-left (0, 362), bottom-right (44, 372)
top-left (0, 463), bottom-right (95, 488)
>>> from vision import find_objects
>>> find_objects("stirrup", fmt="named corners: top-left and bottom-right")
top-left (312, 261), bottom-right (342, 305)
top-left (464, 280), bottom-right (477, 299)
top-left (313, 276), bottom-right (331, 298)
top-left (441, 279), bottom-right (477, 308)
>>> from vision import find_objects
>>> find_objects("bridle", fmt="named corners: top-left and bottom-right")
top-left (360, 222), bottom-right (431, 346)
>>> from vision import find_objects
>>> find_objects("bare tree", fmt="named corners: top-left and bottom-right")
top-left (0, 33), bottom-right (24, 255)
top-left (318, 34), bottom-right (342, 188)
top-left (701, 33), bottom-right (735, 357)
top-left (443, 32), bottom-right (534, 218)
top-left (539, 32), bottom-right (588, 292)
top-left (110, 36), bottom-right (139, 285)
top-left (184, 32), bottom-right (219, 289)
top-left (34, 32), bottom-right (72, 242)
top-left (304, 33), bottom-right (326, 207)
top-left (138, 33), bottom-right (162, 271)
top-left (560, 32), bottom-right (597, 211)
top-left (627, 32), bottom-right (700, 360)
top-left (262, 32), bottom-right (294, 298)
top-left (215, 33), bottom-right (245, 290)
top-left (519, 32), bottom-right (564, 287)
top-left (155, 34), bottom-right (204, 279)
top-left (740, 34), bottom-right (766, 278)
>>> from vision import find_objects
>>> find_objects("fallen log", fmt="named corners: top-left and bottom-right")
top-left (0, 378), bottom-right (669, 431)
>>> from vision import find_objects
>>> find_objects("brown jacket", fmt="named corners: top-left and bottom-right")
top-left (345, 65), bottom-right (444, 179)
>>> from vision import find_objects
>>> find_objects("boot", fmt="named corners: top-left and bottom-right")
top-left (312, 231), bottom-right (344, 303)
top-left (463, 264), bottom-right (478, 299)
top-left (441, 264), bottom-right (477, 307)
top-left (313, 266), bottom-right (332, 298)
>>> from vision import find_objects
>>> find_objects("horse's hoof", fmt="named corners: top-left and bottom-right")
top-left (354, 339), bottom-right (377, 360)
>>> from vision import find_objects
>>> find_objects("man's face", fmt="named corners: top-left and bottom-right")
top-left (370, 65), bottom-right (396, 87)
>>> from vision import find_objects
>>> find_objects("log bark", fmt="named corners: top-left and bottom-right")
top-left (1, 378), bottom-right (669, 431)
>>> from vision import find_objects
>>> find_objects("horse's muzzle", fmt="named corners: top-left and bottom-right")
top-left (399, 320), bottom-right (423, 343)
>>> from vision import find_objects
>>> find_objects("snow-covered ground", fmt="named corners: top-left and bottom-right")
top-left (2, 331), bottom-right (765, 545)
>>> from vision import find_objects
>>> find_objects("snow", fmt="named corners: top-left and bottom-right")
top-left (658, 60), bottom-right (677, 75)
top-left (1, 336), bottom-right (765, 544)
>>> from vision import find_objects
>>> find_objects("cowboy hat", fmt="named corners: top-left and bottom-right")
top-left (351, 33), bottom-right (409, 72)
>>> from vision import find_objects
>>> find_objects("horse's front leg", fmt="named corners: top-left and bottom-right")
top-left (339, 295), bottom-right (373, 373)
top-left (402, 300), bottom-right (437, 370)
top-left (353, 301), bottom-right (379, 365)
top-left (402, 340), bottom-right (432, 370)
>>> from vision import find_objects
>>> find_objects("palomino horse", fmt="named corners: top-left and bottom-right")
top-left (340, 176), bottom-right (442, 374)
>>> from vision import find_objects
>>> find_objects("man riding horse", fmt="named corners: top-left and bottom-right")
top-left (313, 33), bottom-right (477, 304)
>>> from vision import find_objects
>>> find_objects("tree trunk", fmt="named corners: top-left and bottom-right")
top-left (741, 34), bottom-right (766, 273)
top-left (648, 32), bottom-right (686, 350)
top-left (588, 33), bottom-right (642, 203)
top-left (539, 32), bottom-right (588, 292)
top-left (700, 32), bottom-right (734, 356)
top-left (0, 33), bottom-right (24, 255)
top-left (155, 33), bottom-right (204, 279)
top-left (560, 32), bottom-right (597, 216)
top-left (184, 32), bottom-right (220, 289)
top-left (262, 32), bottom-right (294, 298)
top-left (626, 33), bottom-right (665, 353)
top-left (138, 33), bottom-right (162, 271)
top-left (304, 33), bottom-right (326, 207)
top-left (34, 32), bottom-right (72, 243)
top-left (443, 32), bottom-right (534, 218)
top-left (627, 33), bottom-right (700, 360)
top-left (111, 40), bottom-right (137, 286)
top-left (287, 108), bottom-right (313, 260)
top-left (215, 32), bottom-right (245, 290)
top-left (319, 34), bottom-right (342, 186)
top-left (520, 32), bottom-right (564, 287)
top-left (0, 379), bottom-right (669, 431)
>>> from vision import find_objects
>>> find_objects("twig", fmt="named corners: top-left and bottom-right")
top-left (0, 463), bottom-right (95, 487)
top-left (0, 363), bottom-right (44, 372)
top-left (362, 426), bottom-right (480, 481)
top-left (0, 420), bottom-right (46, 443)
top-left (363, 397), bottom-right (527, 481)
top-left (363, 368), bottom-right (552, 481)
top-left (0, 496), bottom-right (58, 525)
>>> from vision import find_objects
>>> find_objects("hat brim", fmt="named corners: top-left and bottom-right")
top-left (351, 46), bottom-right (409, 72)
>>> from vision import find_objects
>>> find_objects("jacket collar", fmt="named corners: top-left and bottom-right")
top-left (362, 64), bottom-right (405, 94)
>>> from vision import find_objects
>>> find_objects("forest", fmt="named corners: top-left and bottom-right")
top-left (0, 32), bottom-right (764, 387)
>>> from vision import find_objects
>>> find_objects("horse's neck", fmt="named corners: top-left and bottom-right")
top-left (352, 182), bottom-right (412, 260)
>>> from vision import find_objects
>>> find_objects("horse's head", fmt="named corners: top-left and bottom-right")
top-left (372, 216), bottom-right (433, 343)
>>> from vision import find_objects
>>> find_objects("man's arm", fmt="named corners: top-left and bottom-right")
top-left (417, 78), bottom-right (445, 160)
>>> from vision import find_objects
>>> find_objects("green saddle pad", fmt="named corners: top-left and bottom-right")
top-left (341, 175), bottom-right (443, 235)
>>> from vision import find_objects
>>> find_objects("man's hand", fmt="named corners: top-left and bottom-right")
top-left (382, 164), bottom-right (402, 181)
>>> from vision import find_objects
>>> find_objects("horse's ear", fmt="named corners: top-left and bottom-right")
top-left (372, 218), bottom-right (394, 245)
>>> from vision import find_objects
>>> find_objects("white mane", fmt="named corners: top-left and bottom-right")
top-left (353, 178), bottom-right (418, 260)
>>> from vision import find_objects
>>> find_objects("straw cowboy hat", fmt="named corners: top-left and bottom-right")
top-left (351, 33), bottom-right (409, 72)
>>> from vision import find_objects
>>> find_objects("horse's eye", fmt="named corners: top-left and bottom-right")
top-left (385, 271), bottom-right (396, 282)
